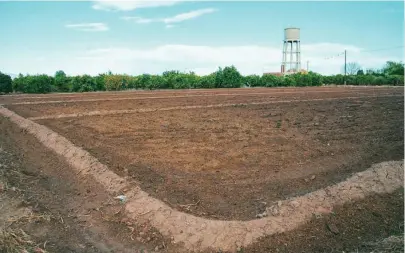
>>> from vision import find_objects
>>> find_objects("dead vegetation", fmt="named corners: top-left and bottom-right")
top-left (357, 234), bottom-right (404, 253)
top-left (0, 228), bottom-right (47, 253)
top-left (0, 147), bottom-right (50, 253)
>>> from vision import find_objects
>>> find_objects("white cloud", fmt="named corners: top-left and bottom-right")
top-left (65, 23), bottom-right (109, 32)
top-left (92, 0), bottom-right (182, 11)
top-left (1, 43), bottom-right (402, 77)
top-left (120, 16), bottom-right (154, 24)
top-left (121, 8), bottom-right (217, 25)
top-left (163, 8), bottom-right (216, 23)
top-left (166, 24), bottom-right (175, 29)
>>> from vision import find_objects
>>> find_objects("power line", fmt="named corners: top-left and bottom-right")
top-left (323, 45), bottom-right (404, 60)
top-left (324, 52), bottom-right (345, 60)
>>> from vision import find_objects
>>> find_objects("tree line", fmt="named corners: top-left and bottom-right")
top-left (0, 61), bottom-right (403, 94)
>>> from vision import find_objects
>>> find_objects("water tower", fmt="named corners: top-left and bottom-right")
top-left (281, 27), bottom-right (301, 74)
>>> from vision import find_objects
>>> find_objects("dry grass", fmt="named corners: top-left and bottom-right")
top-left (0, 228), bottom-right (47, 253)
top-left (355, 234), bottom-right (404, 253)
top-left (7, 212), bottom-right (53, 226)
top-left (0, 211), bottom-right (53, 253)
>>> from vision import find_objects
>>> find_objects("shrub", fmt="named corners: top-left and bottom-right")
top-left (309, 72), bottom-right (323, 86)
top-left (8, 65), bottom-right (404, 94)
top-left (282, 76), bottom-right (297, 87)
top-left (373, 76), bottom-right (387, 86)
top-left (54, 70), bottom-right (70, 92)
top-left (149, 75), bottom-right (166, 90)
top-left (0, 72), bottom-right (12, 93)
top-left (69, 75), bottom-right (97, 92)
top-left (354, 75), bottom-right (371, 85)
top-left (195, 74), bottom-right (216, 88)
top-left (386, 75), bottom-right (404, 86)
top-left (12, 74), bottom-right (53, 93)
top-left (214, 66), bottom-right (243, 88)
top-left (291, 73), bottom-right (311, 87)
top-left (243, 75), bottom-right (262, 87)
top-left (261, 74), bottom-right (282, 87)
top-left (105, 75), bottom-right (125, 91)
top-left (94, 74), bottom-right (106, 91)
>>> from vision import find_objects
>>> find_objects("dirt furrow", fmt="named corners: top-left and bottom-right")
top-left (0, 105), bottom-right (403, 252)
top-left (26, 94), bottom-right (402, 120)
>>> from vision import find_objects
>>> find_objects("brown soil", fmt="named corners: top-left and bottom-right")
top-left (35, 93), bottom-right (404, 220)
top-left (0, 116), bottom-right (177, 253)
top-left (5, 87), bottom-right (402, 118)
top-left (0, 86), bottom-right (404, 252)
top-left (0, 114), bottom-right (403, 253)
top-left (0, 86), bottom-right (391, 104)
top-left (243, 188), bottom-right (404, 253)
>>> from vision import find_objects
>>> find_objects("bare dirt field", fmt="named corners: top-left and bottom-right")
top-left (0, 86), bottom-right (404, 252)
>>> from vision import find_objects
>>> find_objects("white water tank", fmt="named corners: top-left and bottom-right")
top-left (284, 28), bottom-right (300, 41)
top-left (281, 27), bottom-right (301, 74)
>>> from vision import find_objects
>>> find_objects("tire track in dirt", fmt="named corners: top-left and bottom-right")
top-left (26, 94), bottom-right (403, 121)
top-left (0, 105), bottom-right (403, 252)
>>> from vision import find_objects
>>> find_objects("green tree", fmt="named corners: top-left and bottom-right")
top-left (105, 75), bottom-right (127, 91)
top-left (136, 74), bottom-right (153, 90)
top-left (94, 74), bottom-right (106, 91)
top-left (261, 74), bottom-right (282, 87)
top-left (54, 70), bottom-right (69, 92)
top-left (386, 75), bottom-right (404, 86)
top-left (195, 74), bottom-right (216, 88)
top-left (0, 72), bottom-right (12, 93)
top-left (214, 66), bottom-right (243, 88)
top-left (69, 75), bottom-right (97, 92)
top-left (12, 74), bottom-right (25, 92)
top-left (355, 74), bottom-right (374, 85)
top-left (291, 73), bottom-right (311, 87)
top-left (282, 75), bottom-right (297, 86)
top-left (382, 61), bottom-right (404, 76)
top-left (373, 76), bottom-right (387, 86)
top-left (149, 75), bottom-right (166, 90)
top-left (310, 72), bottom-right (323, 86)
top-left (162, 70), bottom-right (180, 89)
top-left (243, 75), bottom-right (262, 87)
top-left (15, 74), bottom-right (54, 93)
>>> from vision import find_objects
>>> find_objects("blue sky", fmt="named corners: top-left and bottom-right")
top-left (0, 1), bottom-right (403, 76)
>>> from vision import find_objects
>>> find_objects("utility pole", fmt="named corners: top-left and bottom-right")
top-left (306, 61), bottom-right (309, 72)
top-left (344, 50), bottom-right (347, 85)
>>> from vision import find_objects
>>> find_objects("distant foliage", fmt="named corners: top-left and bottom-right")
top-left (196, 74), bottom-right (215, 89)
top-left (0, 72), bottom-right (12, 93)
top-left (2, 61), bottom-right (403, 94)
top-left (214, 66), bottom-right (243, 88)
top-left (105, 75), bottom-right (129, 91)
top-left (261, 74), bottom-right (282, 87)
top-left (382, 61), bottom-right (404, 76)
top-left (54, 70), bottom-right (69, 92)
top-left (322, 73), bottom-right (404, 86)
top-left (70, 75), bottom-right (98, 92)
top-left (13, 74), bottom-right (54, 93)
top-left (243, 75), bottom-right (262, 87)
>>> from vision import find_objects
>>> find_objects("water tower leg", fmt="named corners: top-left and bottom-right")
top-left (282, 41), bottom-right (287, 74)
top-left (297, 41), bottom-right (301, 72)
top-left (294, 41), bottom-right (299, 72)
top-left (289, 42), bottom-right (293, 72)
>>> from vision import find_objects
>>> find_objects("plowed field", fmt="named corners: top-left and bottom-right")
top-left (1, 86), bottom-right (403, 253)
